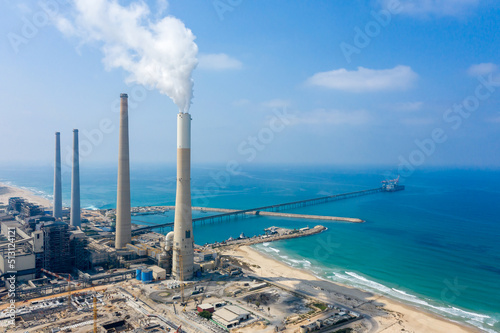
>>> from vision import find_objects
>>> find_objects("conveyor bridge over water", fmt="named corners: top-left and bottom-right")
top-left (132, 186), bottom-right (404, 234)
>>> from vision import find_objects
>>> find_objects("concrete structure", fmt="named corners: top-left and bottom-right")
top-left (172, 112), bottom-right (194, 280)
top-left (115, 93), bottom-right (132, 249)
top-left (150, 265), bottom-right (166, 280)
top-left (199, 261), bottom-right (215, 272)
top-left (197, 304), bottom-right (215, 313)
top-left (53, 132), bottom-right (62, 220)
top-left (88, 242), bottom-right (117, 268)
top-left (8, 197), bottom-right (25, 213)
top-left (20, 202), bottom-right (44, 218)
top-left (0, 247), bottom-right (36, 282)
top-left (70, 129), bottom-right (81, 227)
top-left (212, 305), bottom-right (250, 329)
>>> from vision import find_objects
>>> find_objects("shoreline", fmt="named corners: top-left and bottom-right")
top-left (222, 245), bottom-right (482, 333)
top-left (0, 181), bottom-right (51, 208)
top-left (0, 181), bottom-right (493, 332)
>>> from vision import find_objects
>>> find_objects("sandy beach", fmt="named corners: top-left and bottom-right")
top-left (0, 182), bottom-right (486, 332)
top-left (223, 245), bottom-right (481, 333)
top-left (0, 182), bottom-right (51, 208)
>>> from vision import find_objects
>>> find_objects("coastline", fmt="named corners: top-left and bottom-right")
top-left (0, 181), bottom-right (51, 208)
top-left (222, 245), bottom-right (482, 333)
top-left (0, 181), bottom-right (493, 332)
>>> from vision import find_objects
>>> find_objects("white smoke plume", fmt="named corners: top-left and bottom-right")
top-left (55, 0), bottom-right (198, 112)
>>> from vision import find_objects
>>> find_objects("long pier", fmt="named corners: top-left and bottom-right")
top-left (132, 187), bottom-right (392, 234)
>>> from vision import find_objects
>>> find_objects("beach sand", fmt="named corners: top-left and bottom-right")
top-left (0, 182), bottom-right (484, 332)
top-left (223, 245), bottom-right (481, 333)
top-left (0, 182), bottom-right (51, 208)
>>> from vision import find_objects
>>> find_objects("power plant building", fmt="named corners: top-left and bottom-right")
top-left (40, 221), bottom-right (71, 273)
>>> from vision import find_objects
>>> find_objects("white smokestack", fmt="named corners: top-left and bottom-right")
top-left (54, 0), bottom-right (198, 112)
top-left (115, 93), bottom-right (132, 249)
top-left (70, 129), bottom-right (81, 227)
top-left (172, 112), bottom-right (194, 281)
top-left (53, 132), bottom-right (62, 220)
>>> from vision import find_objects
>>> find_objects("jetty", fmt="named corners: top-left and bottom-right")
top-left (131, 186), bottom-right (404, 234)
top-left (207, 225), bottom-right (327, 249)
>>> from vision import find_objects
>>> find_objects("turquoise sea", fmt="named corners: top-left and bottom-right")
top-left (1, 164), bottom-right (499, 332)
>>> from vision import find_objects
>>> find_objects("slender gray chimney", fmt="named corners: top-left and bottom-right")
top-left (70, 129), bottom-right (81, 227)
top-left (53, 132), bottom-right (62, 220)
top-left (115, 93), bottom-right (132, 249)
top-left (172, 112), bottom-right (194, 281)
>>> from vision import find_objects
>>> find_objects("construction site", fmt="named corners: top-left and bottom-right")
top-left (0, 238), bottom-right (364, 333)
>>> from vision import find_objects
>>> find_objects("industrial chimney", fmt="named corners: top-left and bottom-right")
top-left (70, 129), bottom-right (81, 227)
top-left (115, 93), bottom-right (132, 249)
top-left (53, 132), bottom-right (62, 220)
top-left (172, 112), bottom-right (194, 281)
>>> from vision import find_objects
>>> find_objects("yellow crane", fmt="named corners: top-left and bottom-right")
top-left (93, 295), bottom-right (97, 333)
top-left (40, 268), bottom-right (74, 311)
top-left (92, 287), bottom-right (105, 333)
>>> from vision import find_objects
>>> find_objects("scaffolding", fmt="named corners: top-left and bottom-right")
top-left (71, 236), bottom-right (90, 271)
top-left (42, 222), bottom-right (71, 273)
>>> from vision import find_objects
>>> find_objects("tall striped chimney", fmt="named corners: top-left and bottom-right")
top-left (172, 112), bottom-right (194, 280)
top-left (70, 129), bottom-right (81, 227)
top-left (53, 132), bottom-right (62, 220)
top-left (115, 93), bottom-right (132, 249)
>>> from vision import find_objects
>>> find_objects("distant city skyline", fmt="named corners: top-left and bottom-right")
top-left (1, 0), bottom-right (499, 169)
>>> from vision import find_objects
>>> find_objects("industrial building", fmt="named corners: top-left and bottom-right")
top-left (8, 197), bottom-right (25, 212)
top-left (70, 229), bottom-right (90, 271)
top-left (197, 303), bottom-right (215, 313)
top-left (212, 305), bottom-right (251, 329)
top-left (149, 265), bottom-right (166, 280)
top-left (0, 227), bottom-right (36, 281)
top-left (87, 241), bottom-right (117, 269)
top-left (40, 221), bottom-right (71, 273)
top-left (20, 202), bottom-right (44, 219)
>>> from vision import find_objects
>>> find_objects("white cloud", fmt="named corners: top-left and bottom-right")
top-left (306, 65), bottom-right (418, 92)
top-left (198, 53), bottom-right (242, 70)
top-left (156, 0), bottom-right (168, 16)
top-left (292, 109), bottom-right (370, 126)
top-left (380, 0), bottom-right (480, 17)
top-left (467, 63), bottom-right (499, 76)
top-left (54, 0), bottom-right (198, 112)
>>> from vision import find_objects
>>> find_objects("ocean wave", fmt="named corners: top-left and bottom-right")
top-left (286, 258), bottom-right (312, 268)
top-left (259, 245), bottom-right (280, 254)
top-left (329, 271), bottom-right (498, 332)
top-left (84, 205), bottom-right (100, 210)
top-left (255, 244), bottom-right (312, 269)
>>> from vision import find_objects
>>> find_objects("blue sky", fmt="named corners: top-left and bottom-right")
top-left (0, 0), bottom-right (499, 171)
